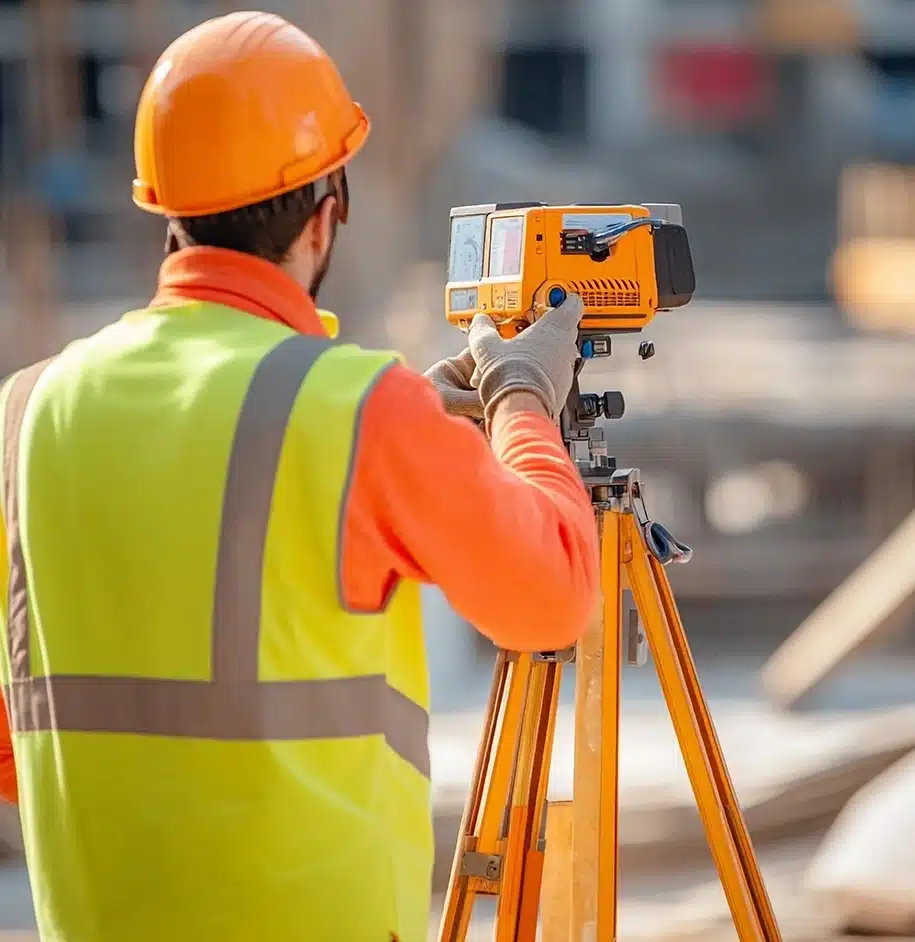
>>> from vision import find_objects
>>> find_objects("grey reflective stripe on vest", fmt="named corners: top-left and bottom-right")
top-left (1, 337), bottom-right (431, 779)
top-left (2, 359), bottom-right (55, 686)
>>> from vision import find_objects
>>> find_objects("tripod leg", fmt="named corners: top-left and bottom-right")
top-left (571, 508), bottom-right (623, 942)
top-left (438, 651), bottom-right (534, 942)
top-left (623, 514), bottom-right (770, 942)
top-left (598, 508), bottom-right (622, 942)
top-left (496, 658), bottom-right (562, 942)
top-left (650, 554), bottom-right (781, 942)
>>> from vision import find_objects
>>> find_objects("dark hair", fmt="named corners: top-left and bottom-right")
top-left (167, 182), bottom-right (318, 263)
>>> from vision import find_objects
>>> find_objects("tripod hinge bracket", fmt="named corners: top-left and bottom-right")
top-left (533, 647), bottom-right (576, 664)
top-left (504, 647), bottom-right (576, 664)
top-left (460, 851), bottom-right (503, 882)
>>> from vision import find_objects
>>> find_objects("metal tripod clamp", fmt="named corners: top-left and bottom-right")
top-left (610, 468), bottom-right (693, 566)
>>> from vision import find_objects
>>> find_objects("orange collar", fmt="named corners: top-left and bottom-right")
top-left (151, 246), bottom-right (327, 337)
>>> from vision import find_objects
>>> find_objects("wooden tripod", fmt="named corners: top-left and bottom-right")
top-left (437, 383), bottom-right (783, 941)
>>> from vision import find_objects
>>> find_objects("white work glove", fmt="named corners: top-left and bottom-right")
top-left (469, 294), bottom-right (584, 426)
top-left (423, 348), bottom-right (485, 421)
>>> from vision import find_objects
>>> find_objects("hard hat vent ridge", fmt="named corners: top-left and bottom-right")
top-left (132, 13), bottom-right (371, 218)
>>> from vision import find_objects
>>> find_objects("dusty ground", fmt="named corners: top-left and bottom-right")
top-left (3, 619), bottom-right (914, 940)
top-left (0, 827), bottom-right (907, 941)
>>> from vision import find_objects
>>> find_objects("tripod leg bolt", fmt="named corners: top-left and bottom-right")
top-left (460, 851), bottom-right (503, 882)
top-left (627, 608), bottom-right (648, 667)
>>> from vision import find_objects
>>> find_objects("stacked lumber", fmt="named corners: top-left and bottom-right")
top-left (429, 703), bottom-right (915, 889)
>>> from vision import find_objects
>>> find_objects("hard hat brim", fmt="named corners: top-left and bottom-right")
top-left (133, 108), bottom-right (371, 218)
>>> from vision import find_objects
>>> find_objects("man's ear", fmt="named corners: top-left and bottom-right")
top-left (312, 196), bottom-right (338, 255)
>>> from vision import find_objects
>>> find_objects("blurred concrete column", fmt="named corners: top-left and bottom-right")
top-left (851, 0), bottom-right (915, 51)
top-left (1, 194), bottom-right (57, 366)
top-left (23, 0), bottom-right (82, 158)
top-left (585, 0), bottom-right (655, 152)
top-left (293, 0), bottom-right (505, 345)
top-left (12, 0), bottom-right (88, 361)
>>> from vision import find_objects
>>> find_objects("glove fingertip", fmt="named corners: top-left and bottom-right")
top-left (468, 315), bottom-right (500, 356)
top-left (560, 293), bottom-right (585, 323)
top-left (469, 313), bottom-right (497, 332)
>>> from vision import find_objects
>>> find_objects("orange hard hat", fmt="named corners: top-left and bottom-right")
top-left (132, 11), bottom-right (370, 217)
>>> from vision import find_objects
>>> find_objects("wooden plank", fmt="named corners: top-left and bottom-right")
top-left (541, 801), bottom-right (574, 942)
top-left (761, 508), bottom-right (915, 707)
top-left (755, 0), bottom-right (861, 52)
top-left (430, 704), bottom-right (915, 892)
top-left (838, 164), bottom-right (915, 242)
top-left (831, 238), bottom-right (915, 331)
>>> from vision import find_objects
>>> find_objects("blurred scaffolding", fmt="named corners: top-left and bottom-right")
top-left (0, 0), bottom-right (913, 674)
top-left (0, 0), bottom-right (507, 363)
top-left (1, 0), bottom-right (915, 662)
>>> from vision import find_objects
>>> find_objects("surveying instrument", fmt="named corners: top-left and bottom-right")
top-left (437, 203), bottom-right (782, 941)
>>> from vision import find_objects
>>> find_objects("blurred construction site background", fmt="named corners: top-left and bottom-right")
top-left (3, 0), bottom-right (915, 939)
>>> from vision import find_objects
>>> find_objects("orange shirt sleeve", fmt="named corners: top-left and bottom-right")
top-left (341, 363), bottom-right (599, 652)
top-left (0, 695), bottom-right (16, 804)
top-left (0, 455), bottom-right (16, 804)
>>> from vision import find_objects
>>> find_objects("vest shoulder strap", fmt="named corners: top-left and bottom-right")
top-left (2, 357), bottom-right (58, 687)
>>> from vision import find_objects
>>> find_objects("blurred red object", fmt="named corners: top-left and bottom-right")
top-left (656, 43), bottom-right (775, 127)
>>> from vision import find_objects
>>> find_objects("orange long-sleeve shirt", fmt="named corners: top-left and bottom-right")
top-left (0, 696), bottom-right (14, 803)
top-left (0, 247), bottom-right (599, 805)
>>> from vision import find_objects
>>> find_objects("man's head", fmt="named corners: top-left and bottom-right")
top-left (132, 12), bottom-right (369, 303)
top-left (165, 169), bottom-right (347, 301)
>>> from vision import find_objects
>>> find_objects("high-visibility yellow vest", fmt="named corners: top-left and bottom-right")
top-left (0, 301), bottom-right (433, 942)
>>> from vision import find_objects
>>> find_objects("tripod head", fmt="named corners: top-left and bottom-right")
top-left (561, 332), bottom-right (656, 487)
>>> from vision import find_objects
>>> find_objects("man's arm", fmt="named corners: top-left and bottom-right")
top-left (0, 490), bottom-right (16, 804)
top-left (341, 363), bottom-right (599, 652)
top-left (0, 697), bottom-right (15, 805)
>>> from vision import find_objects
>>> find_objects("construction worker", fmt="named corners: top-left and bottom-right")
top-left (0, 12), bottom-right (599, 942)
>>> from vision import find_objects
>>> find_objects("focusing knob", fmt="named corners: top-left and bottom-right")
top-left (548, 286), bottom-right (567, 308)
top-left (601, 391), bottom-right (625, 420)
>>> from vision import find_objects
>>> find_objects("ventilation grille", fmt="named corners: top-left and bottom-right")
top-left (568, 278), bottom-right (640, 308)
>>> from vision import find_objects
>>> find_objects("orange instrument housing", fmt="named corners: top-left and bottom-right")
top-left (445, 202), bottom-right (696, 337)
